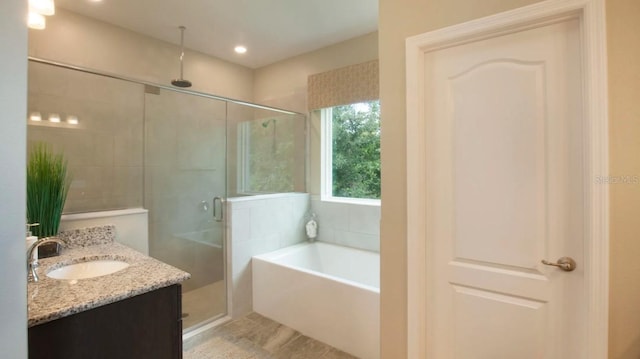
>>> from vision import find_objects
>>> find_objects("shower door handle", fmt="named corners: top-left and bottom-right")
top-left (212, 196), bottom-right (225, 222)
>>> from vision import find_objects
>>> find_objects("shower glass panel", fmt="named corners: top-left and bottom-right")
top-left (27, 62), bottom-right (145, 213)
top-left (227, 102), bottom-right (306, 197)
top-left (144, 87), bottom-right (227, 330)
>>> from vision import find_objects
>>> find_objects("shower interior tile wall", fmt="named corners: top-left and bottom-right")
top-left (227, 193), bottom-right (310, 318)
top-left (311, 199), bottom-right (381, 252)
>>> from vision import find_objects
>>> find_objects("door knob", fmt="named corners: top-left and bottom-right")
top-left (541, 257), bottom-right (577, 272)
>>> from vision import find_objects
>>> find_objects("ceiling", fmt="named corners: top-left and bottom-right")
top-left (56, 0), bottom-right (379, 69)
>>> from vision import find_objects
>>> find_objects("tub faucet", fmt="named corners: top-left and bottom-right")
top-left (27, 238), bottom-right (64, 282)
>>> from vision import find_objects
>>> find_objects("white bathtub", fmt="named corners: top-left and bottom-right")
top-left (252, 242), bottom-right (380, 359)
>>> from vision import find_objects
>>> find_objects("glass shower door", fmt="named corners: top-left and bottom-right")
top-left (143, 87), bottom-right (227, 331)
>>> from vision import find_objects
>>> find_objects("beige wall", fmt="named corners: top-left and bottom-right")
top-left (607, 0), bottom-right (640, 357)
top-left (29, 9), bottom-right (254, 102)
top-left (380, 0), bottom-right (640, 358)
top-left (253, 32), bottom-right (378, 113)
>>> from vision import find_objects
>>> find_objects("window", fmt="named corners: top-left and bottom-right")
top-left (322, 100), bottom-right (380, 201)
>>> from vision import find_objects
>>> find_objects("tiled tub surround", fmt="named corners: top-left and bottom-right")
top-left (227, 193), bottom-right (310, 319)
top-left (28, 225), bottom-right (190, 327)
top-left (311, 198), bottom-right (380, 252)
top-left (253, 242), bottom-right (380, 359)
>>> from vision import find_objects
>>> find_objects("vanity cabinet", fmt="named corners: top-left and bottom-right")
top-left (28, 284), bottom-right (182, 359)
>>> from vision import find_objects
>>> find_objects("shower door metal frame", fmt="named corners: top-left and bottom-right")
top-left (28, 57), bottom-right (303, 117)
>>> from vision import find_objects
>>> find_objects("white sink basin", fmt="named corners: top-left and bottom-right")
top-left (47, 260), bottom-right (130, 280)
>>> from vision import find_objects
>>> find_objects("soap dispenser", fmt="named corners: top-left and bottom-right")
top-left (26, 222), bottom-right (39, 253)
top-left (305, 213), bottom-right (318, 242)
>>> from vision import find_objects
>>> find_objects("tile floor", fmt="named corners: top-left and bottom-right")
top-left (183, 312), bottom-right (358, 359)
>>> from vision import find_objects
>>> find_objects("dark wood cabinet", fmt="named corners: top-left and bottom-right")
top-left (29, 284), bottom-right (182, 359)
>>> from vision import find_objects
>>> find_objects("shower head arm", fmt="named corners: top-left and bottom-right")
top-left (171, 26), bottom-right (192, 88)
top-left (179, 26), bottom-right (186, 80)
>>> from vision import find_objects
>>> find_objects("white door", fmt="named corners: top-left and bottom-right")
top-left (422, 18), bottom-right (585, 358)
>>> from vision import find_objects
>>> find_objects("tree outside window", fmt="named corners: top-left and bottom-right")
top-left (329, 100), bottom-right (380, 200)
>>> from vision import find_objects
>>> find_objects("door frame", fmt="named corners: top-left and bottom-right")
top-left (405, 0), bottom-right (609, 357)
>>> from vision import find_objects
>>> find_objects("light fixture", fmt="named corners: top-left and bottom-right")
top-left (49, 113), bottom-right (61, 123)
top-left (28, 0), bottom-right (55, 30)
top-left (66, 115), bottom-right (79, 125)
top-left (29, 0), bottom-right (55, 16)
top-left (28, 12), bottom-right (46, 30)
top-left (29, 112), bottom-right (42, 122)
top-left (234, 46), bottom-right (247, 54)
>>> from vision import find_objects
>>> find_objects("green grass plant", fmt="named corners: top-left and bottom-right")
top-left (26, 143), bottom-right (71, 238)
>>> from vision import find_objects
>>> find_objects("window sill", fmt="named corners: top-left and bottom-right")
top-left (319, 196), bottom-right (381, 207)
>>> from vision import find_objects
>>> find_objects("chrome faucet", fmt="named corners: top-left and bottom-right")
top-left (27, 238), bottom-right (64, 282)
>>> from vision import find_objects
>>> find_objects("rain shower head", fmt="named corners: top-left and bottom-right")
top-left (171, 26), bottom-right (192, 88)
top-left (171, 79), bottom-right (192, 88)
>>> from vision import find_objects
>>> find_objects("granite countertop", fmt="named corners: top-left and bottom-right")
top-left (27, 226), bottom-right (190, 327)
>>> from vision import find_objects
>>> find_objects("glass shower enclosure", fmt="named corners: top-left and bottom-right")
top-left (144, 88), bottom-right (228, 329)
top-left (27, 59), bottom-right (306, 332)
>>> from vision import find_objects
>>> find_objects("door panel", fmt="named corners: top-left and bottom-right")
top-left (452, 285), bottom-right (546, 359)
top-left (452, 61), bottom-right (546, 269)
top-left (425, 18), bottom-right (584, 358)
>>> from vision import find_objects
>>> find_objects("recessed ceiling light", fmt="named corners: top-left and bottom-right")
top-left (234, 46), bottom-right (247, 54)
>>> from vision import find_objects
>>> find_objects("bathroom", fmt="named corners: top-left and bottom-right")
top-left (13, 0), bottom-right (380, 358)
top-left (3, 0), bottom-right (640, 358)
